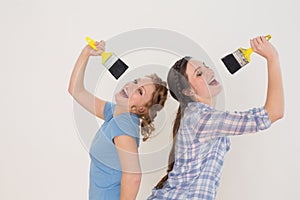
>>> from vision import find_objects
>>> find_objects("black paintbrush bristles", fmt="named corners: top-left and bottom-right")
top-left (108, 59), bottom-right (129, 79)
top-left (102, 53), bottom-right (129, 79)
top-left (221, 54), bottom-right (242, 74)
top-left (221, 49), bottom-right (249, 74)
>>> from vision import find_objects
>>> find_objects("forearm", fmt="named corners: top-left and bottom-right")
top-left (120, 172), bottom-right (141, 200)
top-left (68, 48), bottom-right (90, 95)
top-left (264, 57), bottom-right (284, 123)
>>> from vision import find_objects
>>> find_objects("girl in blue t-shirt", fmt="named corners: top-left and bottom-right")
top-left (68, 40), bottom-right (168, 200)
top-left (148, 36), bottom-right (284, 199)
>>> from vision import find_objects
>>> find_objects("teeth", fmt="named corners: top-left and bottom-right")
top-left (209, 78), bottom-right (218, 86)
top-left (123, 88), bottom-right (128, 97)
top-left (209, 78), bottom-right (215, 85)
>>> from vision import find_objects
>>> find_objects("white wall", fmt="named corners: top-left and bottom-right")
top-left (1, 0), bottom-right (299, 199)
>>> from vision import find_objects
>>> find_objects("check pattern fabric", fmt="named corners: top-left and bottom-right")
top-left (148, 102), bottom-right (271, 200)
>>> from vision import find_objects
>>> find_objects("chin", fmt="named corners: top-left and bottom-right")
top-left (114, 93), bottom-right (120, 103)
top-left (216, 86), bottom-right (223, 95)
top-left (115, 94), bottom-right (129, 107)
top-left (210, 85), bottom-right (222, 97)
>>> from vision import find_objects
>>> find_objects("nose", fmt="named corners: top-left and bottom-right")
top-left (205, 67), bottom-right (214, 77)
top-left (126, 81), bottom-right (138, 92)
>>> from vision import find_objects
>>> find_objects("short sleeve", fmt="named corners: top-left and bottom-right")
top-left (109, 113), bottom-right (140, 146)
top-left (103, 102), bottom-right (115, 121)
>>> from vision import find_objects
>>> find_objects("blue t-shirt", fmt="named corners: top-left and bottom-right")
top-left (89, 102), bottom-right (140, 200)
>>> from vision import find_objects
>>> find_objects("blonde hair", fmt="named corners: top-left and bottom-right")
top-left (137, 74), bottom-right (168, 142)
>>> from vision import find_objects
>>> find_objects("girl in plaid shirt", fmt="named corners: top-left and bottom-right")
top-left (148, 36), bottom-right (284, 199)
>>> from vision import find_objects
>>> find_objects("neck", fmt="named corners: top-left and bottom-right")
top-left (114, 105), bottom-right (131, 117)
top-left (195, 96), bottom-right (215, 107)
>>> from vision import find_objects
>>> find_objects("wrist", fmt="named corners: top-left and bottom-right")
top-left (266, 54), bottom-right (279, 63)
top-left (82, 47), bottom-right (91, 57)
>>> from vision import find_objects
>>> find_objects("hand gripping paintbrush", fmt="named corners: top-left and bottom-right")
top-left (221, 35), bottom-right (271, 74)
top-left (86, 36), bottom-right (128, 79)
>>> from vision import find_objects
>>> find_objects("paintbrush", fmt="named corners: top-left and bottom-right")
top-left (221, 35), bottom-right (271, 74)
top-left (86, 36), bottom-right (128, 79)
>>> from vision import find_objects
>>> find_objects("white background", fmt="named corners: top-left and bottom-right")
top-left (1, 0), bottom-right (300, 199)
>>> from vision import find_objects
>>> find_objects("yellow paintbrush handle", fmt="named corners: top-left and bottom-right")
top-left (265, 34), bottom-right (272, 40)
top-left (242, 34), bottom-right (272, 62)
top-left (86, 36), bottom-right (98, 51)
top-left (85, 36), bottom-right (113, 64)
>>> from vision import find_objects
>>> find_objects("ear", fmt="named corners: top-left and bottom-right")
top-left (137, 106), bottom-right (147, 114)
top-left (182, 88), bottom-right (195, 97)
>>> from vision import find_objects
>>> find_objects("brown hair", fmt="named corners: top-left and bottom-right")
top-left (155, 56), bottom-right (193, 189)
top-left (138, 73), bottom-right (168, 142)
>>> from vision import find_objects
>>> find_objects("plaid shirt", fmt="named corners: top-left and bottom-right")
top-left (148, 102), bottom-right (271, 200)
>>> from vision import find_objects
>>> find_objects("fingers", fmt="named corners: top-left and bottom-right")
top-left (87, 40), bottom-right (106, 56)
top-left (260, 36), bottom-right (268, 44)
top-left (250, 36), bottom-right (266, 51)
top-left (91, 40), bottom-right (105, 55)
top-left (94, 40), bottom-right (105, 49)
top-left (249, 35), bottom-right (278, 60)
top-left (94, 40), bottom-right (105, 46)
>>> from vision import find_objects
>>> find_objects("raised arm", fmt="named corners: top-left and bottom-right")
top-left (250, 36), bottom-right (284, 123)
top-left (68, 41), bottom-right (107, 120)
top-left (192, 37), bottom-right (284, 141)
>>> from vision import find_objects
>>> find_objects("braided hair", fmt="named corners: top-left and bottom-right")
top-left (138, 74), bottom-right (168, 142)
top-left (155, 56), bottom-right (193, 189)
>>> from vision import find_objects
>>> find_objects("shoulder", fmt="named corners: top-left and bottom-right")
top-left (184, 102), bottom-right (214, 119)
top-left (113, 113), bottom-right (140, 133)
top-left (109, 113), bottom-right (140, 143)
top-left (186, 102), bottom-right (213, 113)
top-left (103, 102), bottom-right (116, 121)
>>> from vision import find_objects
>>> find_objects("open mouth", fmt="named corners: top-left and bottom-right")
top-left (120, 88), bottom-right (129, 98)
top-left (208, 78), bottom-right (219, 86)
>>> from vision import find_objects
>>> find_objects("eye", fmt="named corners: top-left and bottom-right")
top-left (133, 79), bottom-right (138, 84)
top-left (138, 88), bottom-right (143, 95)
top-left (196, 71), bottom-right (203, 76)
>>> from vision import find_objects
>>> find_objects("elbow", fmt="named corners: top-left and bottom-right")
top-left (123, 172), bottom-right (142, 186)
top-left (269, 109), bottom-right (284, 123)
top-left (275, 111), bottom-right (284, 121)
top-left (265, 103), bottom-right (284, 123)
top-left (275, 105), bottom-right (285, 121)
top-left (277, 110), bottom-right (284, 120)
top-left (68, 84), bottom-right (84, 97)
top-left (68, 85), bottom-right (75, 96)
top-left (131, 173), bottom-right (142, 186)
top-left (68, 80), bottom-right (75, 96)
